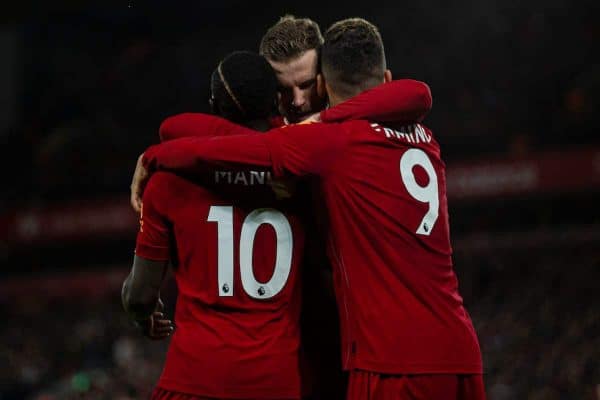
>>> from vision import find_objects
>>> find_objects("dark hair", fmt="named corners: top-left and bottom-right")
top-left (210, 51), bottom-right (278, 123)
top-left (259, 15), bottom-right (324, 62)
top-left (321, 18), bottom-right (386, 98)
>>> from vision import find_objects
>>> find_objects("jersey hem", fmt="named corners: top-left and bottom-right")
top-left (347, 359), bottom-right (483, 375)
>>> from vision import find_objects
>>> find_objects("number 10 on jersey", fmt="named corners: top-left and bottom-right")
top-left (207, 206), bottom-right (294, 300)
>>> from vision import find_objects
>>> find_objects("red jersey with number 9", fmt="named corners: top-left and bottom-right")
top-left (283, 120), bottom-right (483, 374)
top-left (260, 120), bottom-right (483, 374)
top-left (135, 168), bottom-right (307, 398)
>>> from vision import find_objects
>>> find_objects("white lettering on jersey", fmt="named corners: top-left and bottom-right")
top-left (371, 123), bottom-right (431, 144)
top-left (215, 170), bottom-right (272, 185)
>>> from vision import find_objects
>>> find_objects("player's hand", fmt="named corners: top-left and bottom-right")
top-left (135, 312), bottom-right (175, 340)
top-left (130, 153), bottom-right (149, 213)
top-left (270, 178), bottom-right (297, 200)
top-left (149, 310), bottom-right (175, 340)
top-left (299, 112), bottom-right (321, 124)
top-left (135, 299), bottom-right (175, 340)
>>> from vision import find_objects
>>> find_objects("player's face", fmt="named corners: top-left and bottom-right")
top-left (268, 49), bottom-right (325, 123)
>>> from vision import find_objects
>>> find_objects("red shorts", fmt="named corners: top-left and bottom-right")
top-left (151, 387), bottom-right (306, 400)
top-left (346, 371), bottom-right (486, 400)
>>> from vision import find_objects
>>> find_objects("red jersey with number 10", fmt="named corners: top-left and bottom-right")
top-left (136, 167), bottom-right (307, 398)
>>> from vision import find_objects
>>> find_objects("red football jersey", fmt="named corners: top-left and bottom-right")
top-left (263, 121), bottom-right (484, 374)
top-left (143, 80), bottom-right (482, 374)
top-left (136, 170), bottom-right (307, 398)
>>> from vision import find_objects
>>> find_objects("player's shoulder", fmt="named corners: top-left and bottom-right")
top-left (339, 119), bottom-right (374, 129)
top-left (145, 171), bottom-right (195, 197)
top-left (278, 120), bottom-right (353, 139)
top-left (159, 113), bottom-right (223, 141)
top-left (336, 119), bottom-right (380, 140)
top-left (144, 171), bottom-right (212, 216)
top-left (147, 170), bottom-right (179, 186)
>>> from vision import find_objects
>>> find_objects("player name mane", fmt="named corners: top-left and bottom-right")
top-left (371, 123), bottom-right (432, 144)
top-left (214, 170), bottom-right (272, 186)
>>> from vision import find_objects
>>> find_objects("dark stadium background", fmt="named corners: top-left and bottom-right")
top-left (1, 1), bottom-right (598, 399)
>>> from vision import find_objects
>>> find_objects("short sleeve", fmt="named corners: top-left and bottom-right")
top-left (135, 174), bottom-right (171, 261)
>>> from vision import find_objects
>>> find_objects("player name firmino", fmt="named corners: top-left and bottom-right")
top-left (371, 123), bottom-right (432, 144)
top-left (214, 170), bottom-right (272, 185)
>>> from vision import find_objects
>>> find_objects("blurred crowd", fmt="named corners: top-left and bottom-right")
top-left (0, 249), bottom-right (597, 400)
top-left (1, 289), bottom-right (167, 399)
top-left (456, 250), bottom-right (599, 399)
top-left (0, 0), bottom-right (598, 210)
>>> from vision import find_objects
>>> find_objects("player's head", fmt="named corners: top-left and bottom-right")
top-left (318, 18), bottom-right (392, 106)
top-left (259, 15), bottom-right (326, 123)
top-left (210, 51), bottom-right (278, 127)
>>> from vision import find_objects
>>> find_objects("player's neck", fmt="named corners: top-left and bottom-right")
top-left (243, 119), bottom-right (271, 132)
top-left (328, 91), bottom-right (352, 108)
top-left (328, 81), bottom-right (382, 107)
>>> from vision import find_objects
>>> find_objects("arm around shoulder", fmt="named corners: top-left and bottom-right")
top-left (321, 79), bottom-right (432, 124)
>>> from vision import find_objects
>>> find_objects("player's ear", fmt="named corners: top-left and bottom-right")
top-left (384, 69), bottom-right (392, 83)
top-left (316, 73), bottom-right (326, 98)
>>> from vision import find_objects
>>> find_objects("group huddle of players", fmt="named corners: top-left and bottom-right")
top-left (121, 15), bottom-right (486, 400)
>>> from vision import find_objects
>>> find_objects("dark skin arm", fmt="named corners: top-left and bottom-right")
top-left (122, 255), bottom-right (174, 339)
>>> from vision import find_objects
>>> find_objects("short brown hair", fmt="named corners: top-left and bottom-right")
top-left (321, 18), bottom-right (386, 98)
top-left (259, 15), bottom-right (324, 62)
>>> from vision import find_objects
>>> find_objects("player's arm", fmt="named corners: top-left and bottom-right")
top-left (143, 122), bottom-right (347, 179)
top-left (320, 79), bottom-right (432, 124)
top-left (130, 113), bottom-right (260, 212)
top-left (144, 132), bottom-right (272, 173)
top-left (122, 175), bottom-right (173, 338)
top-left (159, 113), bottom-right (257, 141)
top-left (121, 256), bottom-right (168, 328)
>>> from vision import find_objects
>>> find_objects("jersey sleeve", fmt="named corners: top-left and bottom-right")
top-left (320, 79), bottom-right (432, 124)
top-left (159, 113), bottom-right (257, 142)
top-left (135, 174), bottom-right (171, 261)
top-left (265, 123), bottom-right (348, 177)
top-left (143, 123), bottom-right (347, 179)
top-left (144, 132), bottom-right (273, 175)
